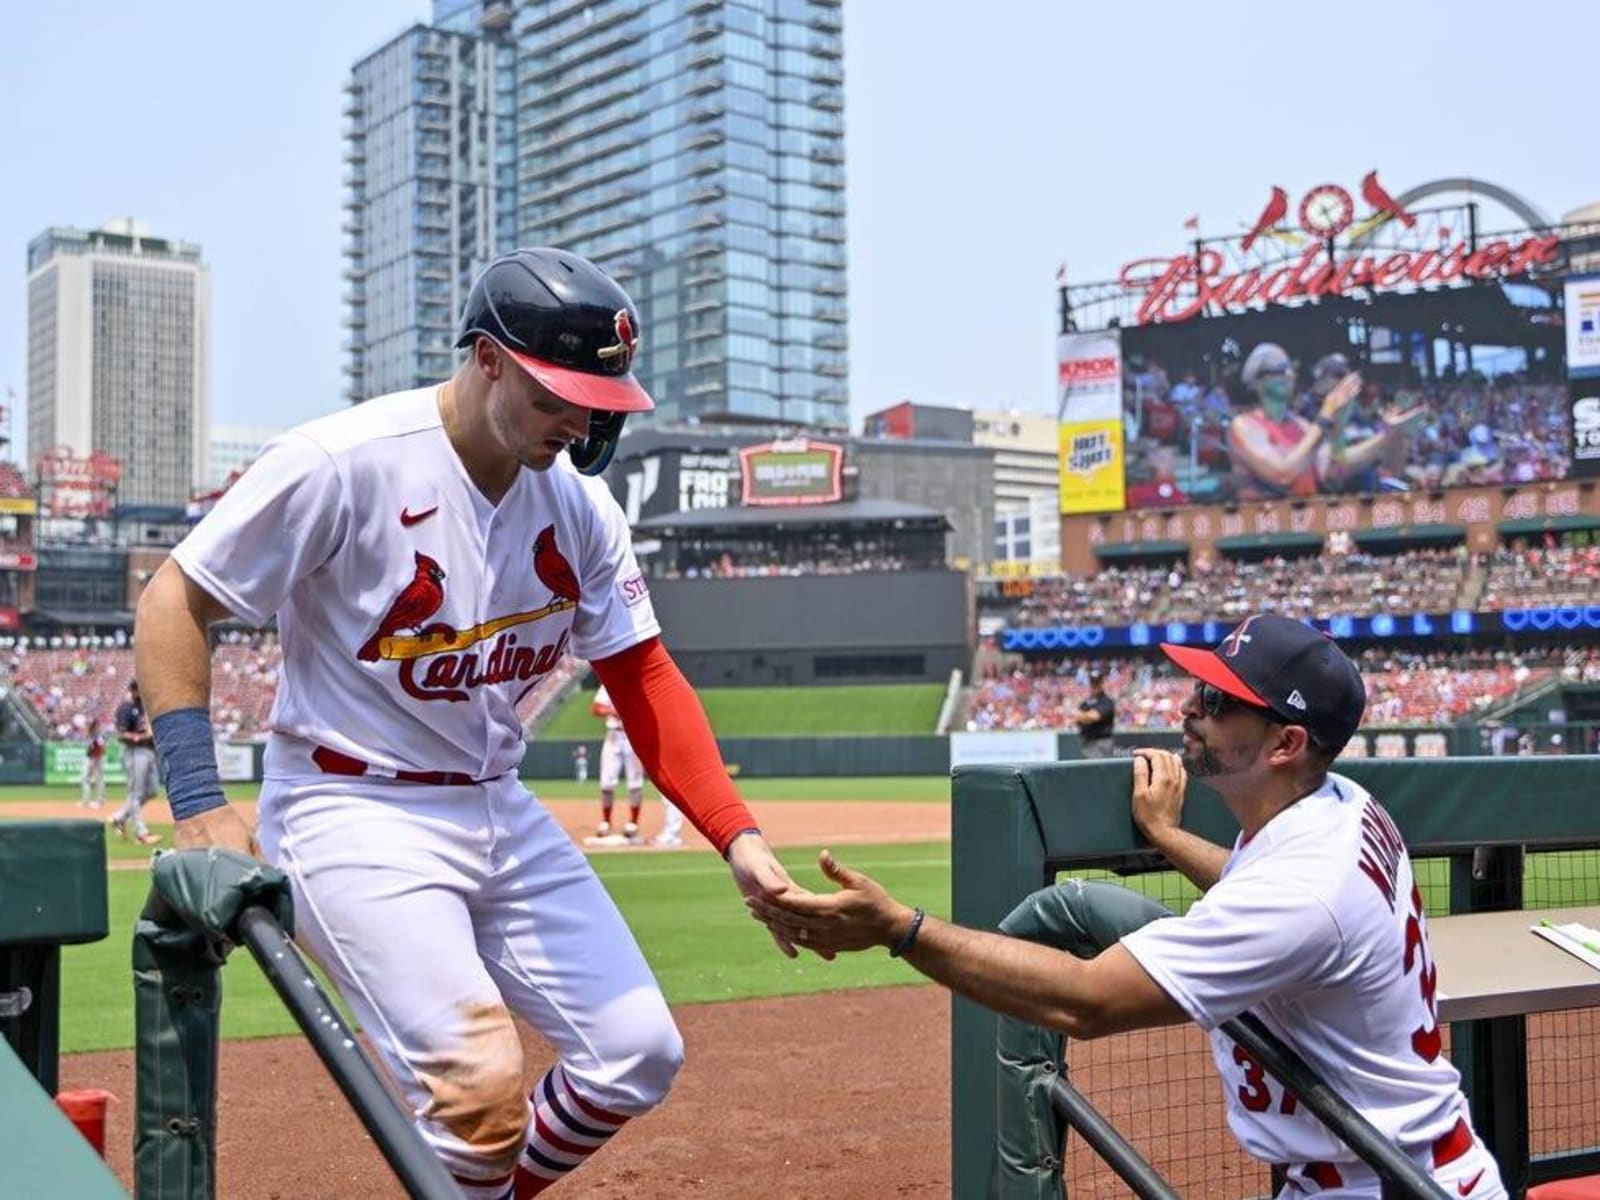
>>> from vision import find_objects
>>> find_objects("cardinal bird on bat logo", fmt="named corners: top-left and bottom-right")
top-left (533, 525), bottom-right (581, 605)
top-left (358, 552), bottom-right (451, 662)
top-left (595, 309), bottom-right (639, 372)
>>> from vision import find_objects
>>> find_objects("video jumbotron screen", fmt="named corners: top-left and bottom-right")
top-left (1116, 282), bottom-right (1569, 510)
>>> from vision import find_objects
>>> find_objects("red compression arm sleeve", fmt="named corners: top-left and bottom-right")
top-left (590, 637), bottom-right (757, 855)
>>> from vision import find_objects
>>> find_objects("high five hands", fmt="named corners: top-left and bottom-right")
top-left (744, 849), bottom-right (914, 961)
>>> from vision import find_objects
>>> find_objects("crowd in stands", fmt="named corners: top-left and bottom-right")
top-left (1162, 548), bottom-right (1468, 623)
top-left (1125, 357), bottom-right (1568, 503)
top-left (0, 625), bottom-right (581, 745)
top-left (664, 551), bottom-right (916, 579)
top-left (995, 548), bottom-right (1472, 629)
top-left (1480, 544), bottom-right (1600, 611)
top-left (0, 631), bottom-right (282, 742)
top-left (964, 647), bottom-right (1570, 733)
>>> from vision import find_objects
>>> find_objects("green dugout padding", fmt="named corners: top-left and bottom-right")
top-left (950, 756), bottom-right (1600, 1198)
top-left (0, 1040), bottom-right (124, 1197)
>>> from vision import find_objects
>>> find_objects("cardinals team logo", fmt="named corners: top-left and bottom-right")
top-left (357, 535), bottom-right (581, 704)
top-left (359, 552), bottom-right (449, 662)
top-left (1241, 171), bottom-right (1416, 252)
top-left (595, 309), bottom-right (639, 372)
top-left (533, 524), bottom-right (582, 604)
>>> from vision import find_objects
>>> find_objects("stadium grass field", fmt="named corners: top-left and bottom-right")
top-left (16, 772), bottom-right (1599, 1057)
top-left (56, 840), bottom-right (952, 1054)
top-left (540, 682), bottom-right (947, 738)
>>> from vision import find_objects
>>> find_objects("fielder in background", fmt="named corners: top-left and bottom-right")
top-left (591, 683), bottom-right (685, 847)
top-left (134, 247), bottom-right (801, 1200)
top-left (78, 717), bottom-right (107, 809)
top-left (106, 681), bottom-right (160, 845)
top-left (591, 683), bottom-right (644, 839)
top-left (751, 615), bottom-right (1505, 1199)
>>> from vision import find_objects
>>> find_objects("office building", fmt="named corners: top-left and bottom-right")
top-left (26, 219), bottom-right (210, 509)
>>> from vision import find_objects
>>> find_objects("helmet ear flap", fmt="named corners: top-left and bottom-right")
top-left (569, 410), bottom-right (627, 476)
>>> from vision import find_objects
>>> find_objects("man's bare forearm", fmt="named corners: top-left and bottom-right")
top-left (133, 558), bottom-right (229, 720)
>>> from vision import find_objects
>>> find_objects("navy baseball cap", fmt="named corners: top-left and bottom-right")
top-left (1161, 615), bottom-right (1366, 750)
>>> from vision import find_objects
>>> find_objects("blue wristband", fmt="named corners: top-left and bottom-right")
top-left (152, 707), bottom-right (228, 821)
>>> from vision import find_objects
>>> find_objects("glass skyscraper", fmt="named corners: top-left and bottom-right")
top-left (348, 0), bottom-right (847, 429)
top-left (344, 15), bottom-right (516, 403)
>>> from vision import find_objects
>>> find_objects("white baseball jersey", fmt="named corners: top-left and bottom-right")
top-left (1121, 773), bottom-right (1468, 1169)
top-left (173, 386), bottom-right (659, 779)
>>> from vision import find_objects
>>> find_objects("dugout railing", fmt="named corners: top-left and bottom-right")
top-left (951, 757), bottom-right (1600, 1198)
top-left (132, 849), bottom-right (462, 1199)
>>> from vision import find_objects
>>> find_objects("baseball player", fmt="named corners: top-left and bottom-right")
top-left (78, 717), bottom-right (107, 808)
top-left (106, 681), bottom-right (160, 845)
top-left (590, 684), bottom-right (644, 839)
top-left (752, 615), bottom-right (1505, 1198)
top-left (133, 248), bottom-right (801, 1200)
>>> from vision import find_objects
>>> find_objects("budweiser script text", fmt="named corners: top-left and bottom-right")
top-left (1120, 235), bottom-right (1561, 325)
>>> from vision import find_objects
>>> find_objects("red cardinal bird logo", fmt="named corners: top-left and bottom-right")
top-left (595, 309), bottom-right (639, 371)
top-left (533, 525), bottom-right (581, 605)
top-left (1241, 186), bottom-right (1290, 252)
top-left (358, 551), bottom-right (447, 662)
top-left (1360, 169), bottom-right (1416, 229)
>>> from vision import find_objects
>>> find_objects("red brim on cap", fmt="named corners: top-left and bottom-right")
top-left (505, 347), bottom-right (655, 414)
top-left (1160, 643), bottom-right (1271, 707)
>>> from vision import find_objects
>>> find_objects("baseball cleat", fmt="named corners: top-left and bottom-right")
top-left (622, 821), bottom-right (639, 839)
top-left (107, 815), bottom-right (128, 839)
top-left (595, 821), bottom-right (612, 837)
top-left (136, 833), bottom-right (162, 847)
top-left (652, 835), bottom-right (683, 848)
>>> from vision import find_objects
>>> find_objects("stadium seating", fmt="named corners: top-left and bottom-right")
top-left (963, 649), bottom-right (1561, 732)
top-left (1480, 545), bottom-right (1600, 610)
top-left (994, 549), bottom-right (1471, 629)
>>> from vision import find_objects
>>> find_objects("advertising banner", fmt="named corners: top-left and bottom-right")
top-left (215, 742), bottom-right (256, 782)
top-left (1565, 275), bottom-right (1600, 376)
top-left (1571, 382), bottom-right (1600, 478)
top-left (1057, 331), bottom-right (1126, 513)
top-left (1059, 420), bottom-right (1126, 514)
top-left (46, 740), bottom-right (128, 786)
top-left (738, 440), bottom-right (844, 507)
top-left (949, 730), bottom-right (1060, 769)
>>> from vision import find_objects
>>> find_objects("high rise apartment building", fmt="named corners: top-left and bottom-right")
top-left (346, 0), bottom-right (847, 429)
top-left (26, 219), bottom-right (210, 509)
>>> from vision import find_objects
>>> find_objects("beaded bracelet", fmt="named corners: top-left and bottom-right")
top-left (889, 907), bottom-right (926, 958)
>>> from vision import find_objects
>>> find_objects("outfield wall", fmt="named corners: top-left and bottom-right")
top-left (647, 571), bottom-right (970, 687)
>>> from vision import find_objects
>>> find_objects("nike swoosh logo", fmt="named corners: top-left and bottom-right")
top-left (1458, 1168), bottom-right (1485, 1195)
top-left (400, 506), bottom-right (438, 527)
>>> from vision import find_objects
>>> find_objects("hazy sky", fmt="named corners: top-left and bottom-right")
top-left (2, 1), bottom-right (1596, 461)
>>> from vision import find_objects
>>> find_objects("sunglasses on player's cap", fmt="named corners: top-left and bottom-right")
top-left (1160, 614), bottom-right (1366, 751)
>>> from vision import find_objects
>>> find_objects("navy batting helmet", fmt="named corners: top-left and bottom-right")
top-left (456, 248), bottom-right (653, 475)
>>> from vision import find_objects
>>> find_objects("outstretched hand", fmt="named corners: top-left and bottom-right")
top-left (725, 833), bottom-right (807, 958)
top-left (745, 849), bottom-right (914, 959)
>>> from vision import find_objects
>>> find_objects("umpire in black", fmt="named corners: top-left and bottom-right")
top-left (1074, 669), bottom-right (1117, 758)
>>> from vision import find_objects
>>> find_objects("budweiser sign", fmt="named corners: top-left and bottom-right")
top-left (1123, 236), bottom-right (1561, 325)
top-left (1117, 172), bottom-right (1564, 324)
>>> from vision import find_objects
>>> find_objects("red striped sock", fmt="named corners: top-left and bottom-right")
top-left (514, 1066), bottom-right (629, 1197)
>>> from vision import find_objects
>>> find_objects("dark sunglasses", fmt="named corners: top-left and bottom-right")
top-left (1196, 682), bottom-right (1271, 720)
top-left (1195, 682), bottom-right (1333, 752)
